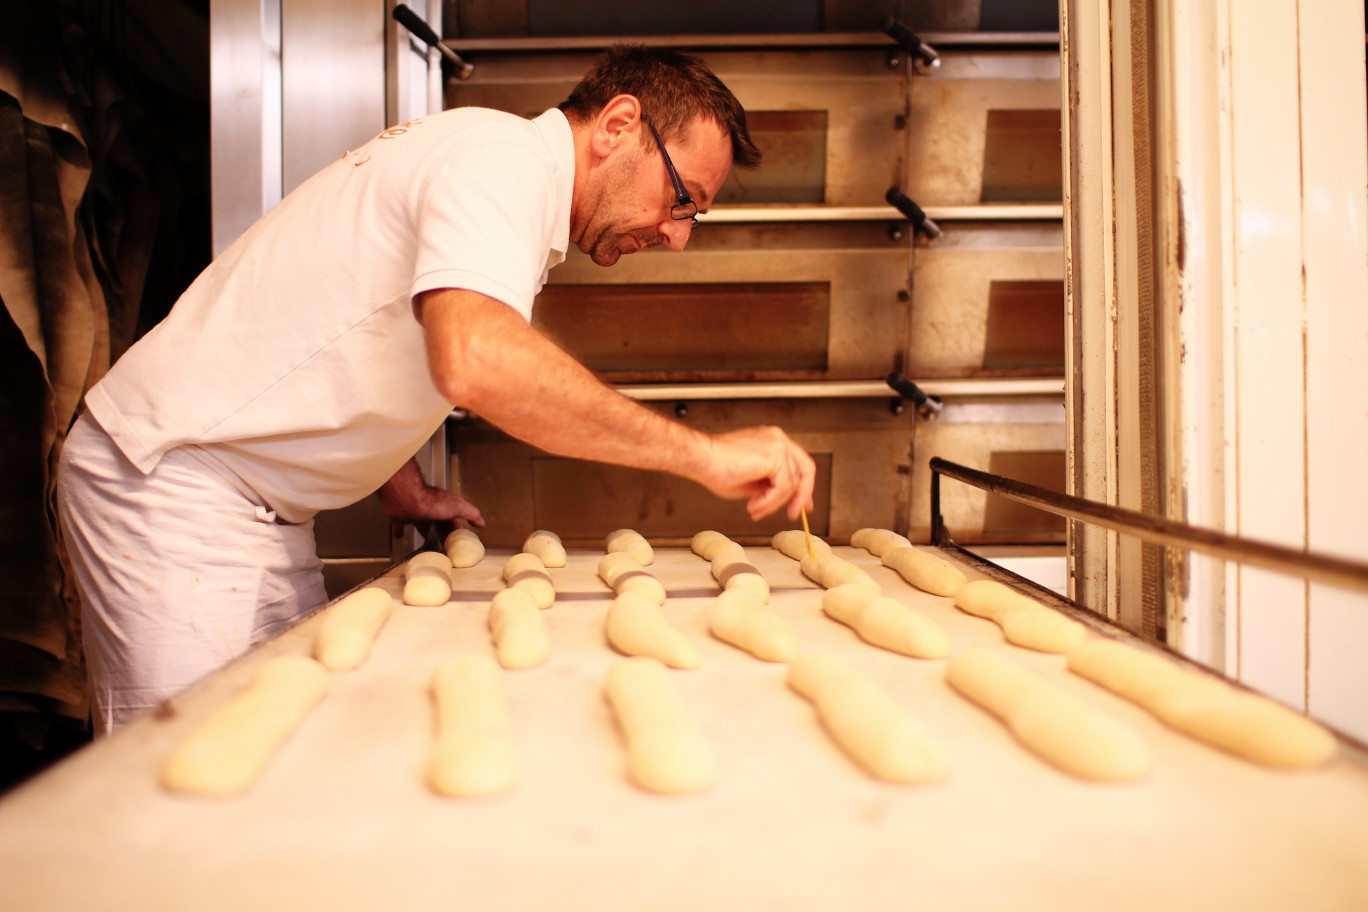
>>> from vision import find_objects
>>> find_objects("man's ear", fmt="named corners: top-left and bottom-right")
top-left (589, 94), bottom-right (643, 159)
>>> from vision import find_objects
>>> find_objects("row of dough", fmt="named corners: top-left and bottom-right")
top-left (780, 529), bottom-right (1337, 778)
top-left (160, 532), bottom-right (1338, 798)
top-left (432, 527), bottom-right (651, 573)
top-left (366, 528), bottom-right (1341, 782)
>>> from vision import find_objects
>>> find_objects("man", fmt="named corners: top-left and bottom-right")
top-left (56, 45), bottom-right (816, 734)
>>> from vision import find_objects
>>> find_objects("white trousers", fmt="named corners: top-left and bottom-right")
top-left (56, 415), bottom-right (327, 735)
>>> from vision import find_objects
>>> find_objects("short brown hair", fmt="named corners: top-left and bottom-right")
top-left (559, 45), bottom-right (761, 170)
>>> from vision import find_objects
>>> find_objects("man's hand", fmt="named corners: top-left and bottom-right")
top-left (695, 426), bottom-right (816, 522)
top-left (377, 459), bottom-right (485, 538)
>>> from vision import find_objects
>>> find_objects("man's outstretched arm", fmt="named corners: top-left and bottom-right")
top-left (417, 288), bottom-right (815, 521)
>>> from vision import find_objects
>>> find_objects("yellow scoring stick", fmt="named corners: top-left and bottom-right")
top-left (800, 505), bottom-right (817, 562)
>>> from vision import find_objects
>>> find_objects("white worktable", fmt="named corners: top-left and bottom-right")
top-left (2, 546), bottom-right (1366, 911)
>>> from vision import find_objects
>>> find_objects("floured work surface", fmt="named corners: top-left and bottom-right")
top-left (2, 546), bottom-right (1366, 911)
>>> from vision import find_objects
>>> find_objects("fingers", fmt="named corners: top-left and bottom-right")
top-left (741, 430), bottom-right (816, 521)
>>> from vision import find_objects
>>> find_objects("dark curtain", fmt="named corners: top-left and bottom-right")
top-left (0, 0), bottom-right (209, 777)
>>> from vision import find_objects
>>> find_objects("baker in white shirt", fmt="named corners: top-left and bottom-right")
top-left (56, 45), bottom-right (816, 735)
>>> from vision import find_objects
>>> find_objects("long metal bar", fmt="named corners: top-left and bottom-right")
top-left (930, 457), bottom-right (1368, 594)
top-left (448, 32), bottom-right (1061, 52)
top-left (615, 378), bottom-right (1063, 402)
top-left (698, 204), bottom-right (1063, 224)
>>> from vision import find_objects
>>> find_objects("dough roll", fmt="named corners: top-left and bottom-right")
top-left (313, 586), bottom-right (393, 671)
top-left (771, 529), bottom-right (831, 562)
top-left (881, 545), bottom-right (966, 598)
top-left (850, 527), bottom-right (913, 557)
top-left (160, 655), bottom-right (330, 796)
top-left (428, 654), bottom-right (519, 797)
top-left (821, 583), bottom-right (951, 659)
top-left (488, 588), bottom-right (551, 669)
top-left (1067, 638), bottom-right (1336, 769)
top-left (787, 652), bottom-right (951, 783)
top-left (709, 588), bottom-right (798, 662)
top-left (690, 530), bottom-right (735, 561)
top-left (522, 529), bottom-right (566, 568)
top-left (953, 579), bottom-right (1086, 653)
top-left (444, 528), bottom-right (486, 568)
top-left (502, 552), bottom-right (555, 609)
top-left (605, 591), bottom-right (700, 669)
top-left (800, 553), bottom-right (878, 591)
top-left (605, 656), bottom-right (718, 793)
top-left (946, 649), bottom-right (1152, 781)
top-left (403, 551), bottom-right (453, 607)
top-left (606, 528), bottom-right (654, 565)
top-left (710, 546), bottom-right (770, 603)
top-left (598, 552), bottom-right (667, 605)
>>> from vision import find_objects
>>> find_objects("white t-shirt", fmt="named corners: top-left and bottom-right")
top-left (85, 107), bottom-right (574, 523)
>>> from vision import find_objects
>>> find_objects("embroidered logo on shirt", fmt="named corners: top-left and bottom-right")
top-left (342, 120), bottom-right (426, 167)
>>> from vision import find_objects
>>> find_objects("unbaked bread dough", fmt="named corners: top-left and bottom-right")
top-left (502, 552), bottom-right (555, 609)
top-left (313, 586), bottom-right (393, 671)
top-left (771, 529), bottom-right (831, 562)
top-left (605, 591), bottom-right (700, 669)
top-left (800, 553), bottom-right (879, 591)
top-left (787, 652), bottom-right (951, 783)
top-left (946, 649), bottom-right (1152, 781)
top-left (1067, 638), bottom-right (1337, 769)
top-left (954, 579), bottom-right (1086, 653)
top-left (709, 588), bottom-right (798, 662)
top-left (605, 656), bottom-right (718, 793)
top-left (444, 528), bottom-right (485, 568)
top-left (690, 529), bottom-right (734, 561)
top-left (821, 582), bottom-right (951, 659)
top-left (709, 547), bottom-right (770, 602)
top-left (598, 552), bottom-right (667, 605)
top-left (403, 551), bottom-right (452, 607)
top-left (523, 529), bottom-right (566, 568)
top-left (160, 655), bottom-right (330, 796)
top-left (488, 588), bottom-right (551, 669)
top-left (428, 654), bottom-right (519, 797)
top-left (850, 527), bottom-right (913, 557)
top-left (606, 528), bottom-right (654, 565)
top-left (881, 545), bottom-right (966, 598)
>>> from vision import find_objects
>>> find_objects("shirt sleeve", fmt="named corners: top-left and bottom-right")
top-left (410, 138), bottom-right (559, 322)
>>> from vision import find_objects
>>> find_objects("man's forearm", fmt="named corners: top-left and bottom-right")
top-left (421, 289), bottom-right (713, 483)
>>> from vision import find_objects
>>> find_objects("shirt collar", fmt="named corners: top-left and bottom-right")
top-left (533, 107), bottom-right (574, 270)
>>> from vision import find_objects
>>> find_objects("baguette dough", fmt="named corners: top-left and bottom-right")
top-left (488, 588), bottom-right (551, 669)
top-left (598, 552), bottom-right (667, 605)
top-left (954, 579), bottom-right (1086, 653)
top-left (800, 553), bottom-right (879, 591)
top-left (787, 652), bottom-right (951, 783)
top-left (821, 583), bottom-right (951, 659)
top-left (881, 545), bottom-right (966, 598)
top-left (690, 530), bottom-right (734, 560)
top-left (850, 527), bottom-right (913, 557)
top-left (605, 591), bottom-right (700, 669)
top-left (313, 586), bottom-right (393, 671)
top-left (160, 655), bottom-right (329, 796)
top-left (710, 546), bottom-right (770, 603)
top-left (502, 552), bottom-right (555, 609)
top-left (403, 552), bottom-right (452, 607)
top-left (444, 528), bottom-right (486, 568)
top-left (709, 588), bottom-right (798, 662)
top-left (606, 528), bottom-right (654, 565)
top-left (946, 649), bottom-right (1151, 781)
top-left (1068, 638), bottom-right (1337, 769)
top-left (771, 529), bottom-right (831, 562)
top-left (604, 656), bottom-right (718, 793)
top-left (523, 529), bottom-right (566, 568)
top-left (428, 654), bottom-right (519, 797)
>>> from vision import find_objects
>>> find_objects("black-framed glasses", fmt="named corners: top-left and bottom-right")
top-left (642, 114), bottom-right (698, 224)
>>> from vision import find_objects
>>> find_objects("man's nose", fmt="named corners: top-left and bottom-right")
top-left (659, 216), bottom-right (693, 252)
